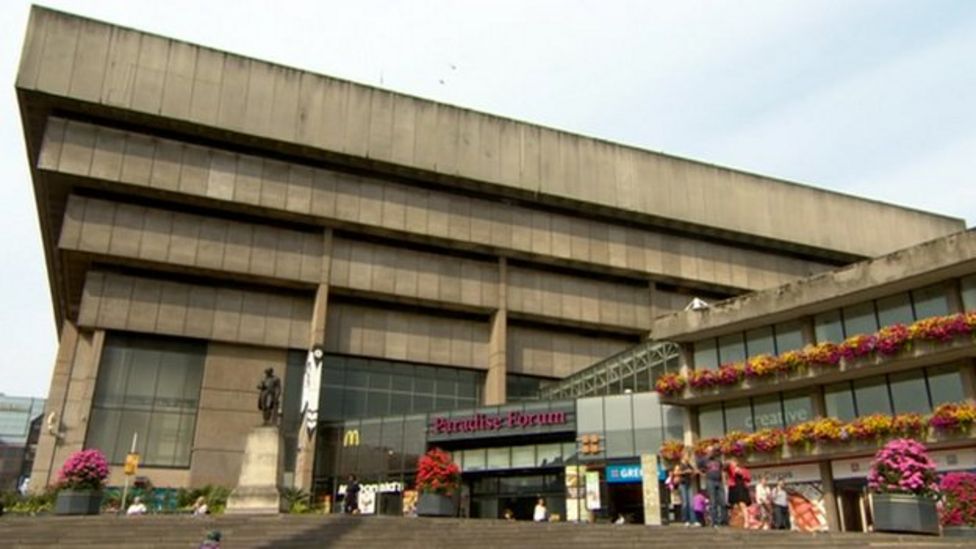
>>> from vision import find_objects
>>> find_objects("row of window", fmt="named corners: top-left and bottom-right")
top-left (321, 355), bottom-right (484, 420)
top-left (697, 365), bottom-right (967, 438)
top-left (824, 365), bottom-right (965, 421)
top-left (698, 391), bottom-right (814, 439)
top-left (575, 393), bottom-right (685, 459)
top-left (454, 442), bottom-right (577, 472)
top-left (693, 276), bottom-right (976, 370)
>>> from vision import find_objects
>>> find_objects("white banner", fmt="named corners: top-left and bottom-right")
top-left (300, 345), bottom-right (324, 435)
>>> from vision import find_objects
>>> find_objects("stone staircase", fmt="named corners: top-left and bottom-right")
top-left (1, 515), bottom-right (971, 548)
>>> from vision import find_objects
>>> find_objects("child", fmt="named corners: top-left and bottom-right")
top-left (692, 490), bottom-right (708, 526)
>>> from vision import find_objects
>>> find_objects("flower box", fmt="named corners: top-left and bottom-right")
top-left (871, 493), bottom-right (939, 535)
top-left (54, 490), bottom-right (102, 515)
top-left (943, 526), bottom-right (976, 538)
top-left (416, 492), bottom-right (457, 517)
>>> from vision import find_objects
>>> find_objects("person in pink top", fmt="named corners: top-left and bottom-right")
top-left (692, 490), bottom-right (709, 526)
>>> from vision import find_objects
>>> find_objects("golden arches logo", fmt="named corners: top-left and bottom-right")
top-left (343, 429), bottom-right (360, 447)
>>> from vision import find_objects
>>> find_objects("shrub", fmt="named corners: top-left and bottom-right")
top-left (867, 438), bottom-right (938, 497)
top-left (939, 472), bottom-right (976, 527)
top-left (58, 449), bottom-right (109, 491)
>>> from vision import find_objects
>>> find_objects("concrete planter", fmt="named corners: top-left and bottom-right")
top-left (943, 526), bottom-right (976, 538)
top-left (871, 493), bottom-right (939, 536)
top-left (55, 490), bottom-right (102, 515)
top-left (416, 492), bottom-right (456, 517)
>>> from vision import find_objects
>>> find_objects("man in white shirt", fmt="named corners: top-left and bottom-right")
top-left (126, 496), bottom-right (147, 516)
top-left (533, 498), bottom-right (548, 522)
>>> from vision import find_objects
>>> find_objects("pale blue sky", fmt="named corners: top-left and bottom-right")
top-left (1, 1), bottom-right (974, 397)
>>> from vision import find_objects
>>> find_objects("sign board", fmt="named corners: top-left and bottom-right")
top-left (606, 463), bottom-right (642, 484)
top-left (300, 345), bottom-right (324, 435)
top-left (426, 400), bottom-right (576, 442)
top-left (123, 453), bottom-right (140, 476)
top-left (641, 454), bottom-right (661, 525)
top-left (751, 462), bottom-right (822, 483)
top-left (585, 470), bottom-right (601, 510)
top-left (431, 411), bottom-right (567, 435)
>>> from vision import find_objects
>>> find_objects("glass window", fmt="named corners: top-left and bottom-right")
top-left (463, 449), bottom-right (486, 471)
top-left (693, 340), bottom-right (718, 370)
top-left (486, 447), bottom-right (510, 470)
top-left (842, 302), bottom-right (878, 337)
top-left (751, 394), bottom-right (784, 430)
top-left (717, 334), bottom-right (746, 365)
top-left (927, 365), bottom-right (966, 405)
top-left (662, 405), bottom-right (685, 441)
top-left (745, 327), bottom-right (775, 357)
top-left (86, 334), bottom-right (204, 467)
top-left (774, 321), bottom-right (805, 353)
top-left (698, 404), bottom-right (724, 439)
top-left (853, 376), bottom-right (892, 416)
top-left (824, 383), bottom-right (856, 421)
top-left (632, 392), bottom-right (661, 455)
top-left (723, 399), bottom-right (752, 433)
top-left (889, 370), bottom-right (930, 414)
top-left (913, 285), bottom-right (949, 319)
top-left (575, 397), bottom-right (604, 435)
top-left (511, 445), bottom-right (535, 468)
top-left (604, 396), bottom-right (635, 458)
top-left (962, 275), bottom-right (976, 311)
top-left (814, 310), bottom-right (844, 344)
top-left (537, 443), bottom-right (562, 467)
top-left (782, 390), bottom-right (813, 426)
top-left (877, 294), bottom-right (914, 326)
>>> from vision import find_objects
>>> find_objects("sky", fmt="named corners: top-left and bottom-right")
top-left (0, 0), bottom-right (974, 398)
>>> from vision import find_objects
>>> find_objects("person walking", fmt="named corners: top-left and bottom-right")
top-left (533, 498), bottom-right (548, 522)
top-left (771, 480), bottom-right (791, 530)
top-left (726, 458), bottom-right (752, 527)
top-left (754, 473), bottom-right (772, 529)
top-left (674, 452), bottom-right (697, 526)
top-left (344, 474), bottom-right (361, 515)
top-left (697, 445), bottom-right (726, 527)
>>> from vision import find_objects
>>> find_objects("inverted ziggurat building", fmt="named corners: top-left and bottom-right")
top-left (19, 7), bottom-right (976, 530)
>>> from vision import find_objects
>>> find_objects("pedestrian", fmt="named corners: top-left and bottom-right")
top-left (126, 496), bottom-right (147, 516)
top-left (192, 496), bottom-right (209, 516)
top-left (199, 530), bottom-right (221, 549)
top-left (674, 451), bottom-right (697, 526)
top-left (696, 445), bottom-right (726, 527)
top-left (726, 458), bottom-right (752, 527)
top-left (692, 490), bottom-right (708, 526)
top-left (503, 508), bottom-right (515, 521)
top-left (533, 498), bottom-right (548, 522)
top-left (755, 473), bottom-right (772, 529)
top-left (344, 474), bottom-right (361, 515)
top-left (772, 480), bottom-right (791, 530)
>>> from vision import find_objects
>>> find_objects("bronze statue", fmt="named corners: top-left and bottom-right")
top-left (257, 367), bottom-right (281, 425)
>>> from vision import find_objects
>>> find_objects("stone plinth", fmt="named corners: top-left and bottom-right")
top-left (226, 426), bottom-right (284, 514)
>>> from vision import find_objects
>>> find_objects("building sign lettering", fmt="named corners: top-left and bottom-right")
top-left (432, 411), bottom-right (567, 435)
top-left (606, 463), bottom-right (642, 483)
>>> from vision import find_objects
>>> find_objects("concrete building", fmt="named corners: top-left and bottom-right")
top-left (0, 395), bottom-right (46, 491)
top-left (651, 230), bottom-right (976, 531)
top-left (17, 6), bottom-right (966, 498)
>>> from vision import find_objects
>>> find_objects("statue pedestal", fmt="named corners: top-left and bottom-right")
top-left (226, 426), bottom-right (284, 514)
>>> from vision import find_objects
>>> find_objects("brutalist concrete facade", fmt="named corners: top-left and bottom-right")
top-left (17, 7), bottom-right (965, 491)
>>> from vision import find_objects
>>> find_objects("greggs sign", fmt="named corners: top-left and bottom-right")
top-left (432, 411), bottom-right (568, 435)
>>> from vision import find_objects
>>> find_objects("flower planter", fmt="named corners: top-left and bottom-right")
top-left (871, 493), bottom-right (939, 535)
top-left (416, 492), bottom-right (456, 517)
top-left (943, 526), bottom-right (976, 538)
top-left (55, 490), bottom-right (102, 515)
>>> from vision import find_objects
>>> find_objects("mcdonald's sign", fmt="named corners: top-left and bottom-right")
top-left (343, 429), bottom-right (360, 447)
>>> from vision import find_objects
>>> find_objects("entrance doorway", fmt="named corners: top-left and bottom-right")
top-left (835, 479), bottom-right (868, 532)
top-left (467, 471), bottom-right (565, 520)
top-left (607, 482), bottom-right (644, 524)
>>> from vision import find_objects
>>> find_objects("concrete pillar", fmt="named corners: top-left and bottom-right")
top-left (810, 385), bottom-right (827, 418)
top-left (799, 316), bottom-right (816, 346)
top-left (819, 461), bottom-right (841, 532)
top-left (958, 359), bottom-right (976, 401)
top-left (31, 322), bottom-right (104, 489)
top-left (946, 278), bottom-right (964, 314)
top-left (678, 343), bottom-right (694, 375)
top-left (294, 229), bottom-right (332, 492)
top-left (484, 258), bottom-right (507, 405)
top-left (647, 281), bottom-right (658, 336)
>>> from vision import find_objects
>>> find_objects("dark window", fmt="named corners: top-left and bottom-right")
top-left (912, 285), bottom-right (949, 319)
top-left (877, 294), bottom-right (914, 326)
top-left (745, 327), bottom-right (775, 356)
top-left (814, 310), bottom-right (844, 343)
top-left (774, 321), bottom-right (805, 353)
top-left (889, 370), bottom-right (930, 414)
top-left (751, 394), bottom-right (784, 430)
top-left (842, 302), bottom-right (878, 337)
top-left (718, 334), bottom-right (746, 365)
top-left (824, 383), bottom-right (856, 421)
top-left (698, 404), bottom-right (724, 439)
top-left (782, 390), bottom-right (813, 426)
top-left (927, 365), bottom-right (965, 405)
top-left (86, 334), bottom-right (205, 467)
top-left (723, 399), bottom-right (752, 433)
top-left (853, 376), bottom-right (892, 416)
top-left (693, 340), bottom-right (719, 370)
top-left (962, 275), bottom-right (976, 311)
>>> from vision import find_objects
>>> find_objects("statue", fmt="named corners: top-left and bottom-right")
top-left (257, 368), bottom-right (282, 425)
